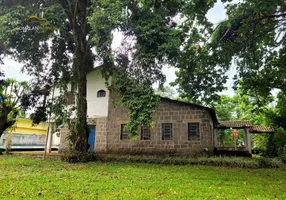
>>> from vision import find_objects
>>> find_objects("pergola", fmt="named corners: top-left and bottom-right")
top-left (214, 121), bottom-right (274, 155)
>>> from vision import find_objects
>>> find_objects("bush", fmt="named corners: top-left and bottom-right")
top-left (61, 151), bottom-right (96, 163)
top-left (258, 157), bottom-right (284, 168)
top-left (252, 128), bottom-right (286, 157)
top-left (96, 154), bottom-right (285, 168)
top-left (279, 154), bottom-right (286, 164)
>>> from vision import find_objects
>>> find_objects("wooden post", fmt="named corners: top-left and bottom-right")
top-left (245, 128), bottom-right (251, 154)
top-left (214, 128), bottom-right (218, 147)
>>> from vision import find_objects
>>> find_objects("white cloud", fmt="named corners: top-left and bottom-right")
top-left (0, 58), bottom-right (31, 81)
top-left (206, 0), bottom-right (227, 24)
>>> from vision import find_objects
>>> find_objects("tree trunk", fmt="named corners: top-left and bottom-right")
top-left (0, 115), bottom-right (7, 138)
top-left (74, 50), bottom-right (88, 152)
top-left (59, 0), bottom-right (90, 153)
top-left (0, 107), bottom-right (11, 139)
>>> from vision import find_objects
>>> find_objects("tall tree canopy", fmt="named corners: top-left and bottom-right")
top-left (215, 92), bottom-right (286, 157)
top-left (172, 0), bottom-right (286, 105)
top-left (0, 0), bottom-right (94, 152)
top-left (0, 0), bottom-right (215, 152)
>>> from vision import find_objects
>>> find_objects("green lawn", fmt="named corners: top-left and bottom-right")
top-left (0, 155), bottom-right (285, 200)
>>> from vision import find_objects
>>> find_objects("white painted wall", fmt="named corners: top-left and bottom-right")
top-left (87, 68), bottom-right (110, 118)
top-left (50, 67), bottom-right (109, 119)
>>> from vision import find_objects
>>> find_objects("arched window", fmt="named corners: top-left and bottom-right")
top-left (97, 90), bottom-right (106, 97)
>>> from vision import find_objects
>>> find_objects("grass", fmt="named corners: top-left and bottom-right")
top-left (1, 155), bottom-right (286, 200)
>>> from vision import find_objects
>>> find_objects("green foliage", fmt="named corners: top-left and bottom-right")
top-left (110, 72), bottom-right (160, 137)
top-left (279, 154), bottom-right (286, 164)
top-left (215, 95), bottom-right (237, 121)
top-left (89, 0), bottom-right (188, 136)
top-left (257, 157), bottom-right (284, 168)
top-left (214, 90), bottom-right (269, 122)
top-left (270, 92), bottom-right (286, 130)
top-left (0, 0), bottom-right (89, 152)
top-left (213, 91), bottom-right (286, 157)
top-left (173, 0), bottom-right (286, 105)
top-left (252, 128), bottom-right (286, 157)
top-left (250, 91), bottom-right (286, 157)
top-left (0, 78), bottom-right (29, 137)
top-left (1, 0), bottom-right (193, 149)
top-left (217, 129), bottom-right (246, 147)
top-left (252, 134), bottom-right (270, 155)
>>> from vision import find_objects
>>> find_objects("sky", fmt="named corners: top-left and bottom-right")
top-left (0, 1), bottom-right (235, 96)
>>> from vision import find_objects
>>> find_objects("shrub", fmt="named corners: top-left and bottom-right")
top-left (258, 157), bottom-right (284, 168)
top-left (279, 154), bottom-right (286, 164)
top-left (61, 151), bottom-right (96, 163)
top-left (96, 154), bottom-right (285, 168)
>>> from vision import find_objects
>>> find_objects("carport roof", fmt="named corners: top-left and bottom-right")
top-left (216, 120), bottom-right (252, 129)
top-left (215, 121), bottom-right (274, 133)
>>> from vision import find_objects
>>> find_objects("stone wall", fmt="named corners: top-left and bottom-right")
top-left (59, 124), bottom-right (69, 152)
top-left (100, 98), bottom-right (214, 155)
top-left (59, 118), bottom-right (108, 152)
top-left (94, 118), bottom-right (107, 152)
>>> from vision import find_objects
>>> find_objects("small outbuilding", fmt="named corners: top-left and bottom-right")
top-left (214, 121), bottom-right (274, 156)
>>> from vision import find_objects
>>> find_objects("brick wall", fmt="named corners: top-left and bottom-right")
top-left (100, 97), bottom-right (214, 156)
top-left (58, 98), bottom-right (215, 156)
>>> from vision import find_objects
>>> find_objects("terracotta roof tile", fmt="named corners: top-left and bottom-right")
top-left (250, 125), bottom-right (274, 133)
top-left (217, 121), bottom-right (252, 128)
top-left (216, 121), bottom-right (274, 133)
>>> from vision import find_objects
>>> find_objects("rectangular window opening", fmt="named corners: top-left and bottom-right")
top-left (121, 124), bottom-right (128, 140)
top-left (141, 125), bottom-right (150, 140)
top-left (188, 123), bottom-right (200, 141)
top-left (162, 123), bottom-right (173, 140)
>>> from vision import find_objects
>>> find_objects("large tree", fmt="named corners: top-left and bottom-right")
top-left (0, 0), bottom-right (94, 152)
top-left (1, 0), bottom-right (212, 152)
top-left (172, 0), bottom-right (286, 105)
top-left (0, 78), bottom-right (29, 137)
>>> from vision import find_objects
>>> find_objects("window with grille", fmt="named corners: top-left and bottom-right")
top-left (162, 123), bottom-right (173, 140)
top-left (141, 125), bottom-right (150, 140)
top-left (120, 124), bottom-right (128, 140)
top-left (97, 90), bottom-right (106, 97)
top-left (188, 123), bottom-right (200, 141)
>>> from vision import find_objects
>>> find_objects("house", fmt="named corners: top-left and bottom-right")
top-left (58, 67), bottom-right (216, 155)
top-left (0, 118), bottom-right (60, 150)
top-left (58, 67), bottom-right (274, 155)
